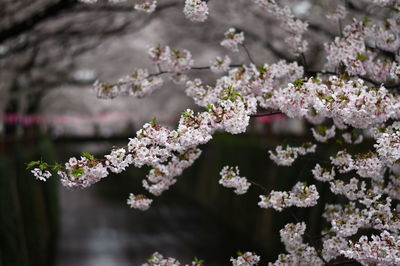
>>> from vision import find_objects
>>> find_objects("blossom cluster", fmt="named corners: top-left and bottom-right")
top-left (252, 0), bottom-right (308, 55)
top-left (374, 122), bottom-right (400, 165)
top-left (325, 17), bottom-right (400, 82)
top-left (58, 155), bottom-right (109, 189)
top-left (94, 45), bottom-right (196, 99)
top-left (340, 231), bottom-right (400, 265)
top-left (323, 198), bottom-right (399, 239)
top-left (342, 131), bottom-right (364, 144)
top-left (31, 168), bottom-right (52, 182)
top-left (94, 68), bottom-right (163, 99)
top-left (269, 222), bottom-right (323, 266)
top-left (183, 0), bottom-right (209, 22)
top-left (268, 143), bottom-right (316, 166)
top-left (220, 28), bottom-right (245, 52)
top-left (312, 164), bottom-right (335, 182)
top-left (210, 55), bottom-right (231, 73)
top-left (330, 150), bottom-right (385, 182)
top-left (142, 251), bottom-right (260, 266)
top-left (148, 45), bottom-right (194, 83)
top-left (230, 252), bottom-right (260, 266)
top-left (185, 60), bottom-right (303, 109)
top-left (326, 4), bottom-right (347, 21)
top-left (258, 182), bottom-right (319, 211)
top-left (142, 252), bottom-right (204, 266)
top-left (311, 125), bottom-right (336, 143)
top-left (39, 85), bottom-right (256, 206)
top-left (279, 76), bottom-right (397, 128)
top-left (134, 0), bottom-right (157, 13)
top-left (127, 193), bottom-right (153, 210)
top-left (219, 166), bottom-right (251, 195)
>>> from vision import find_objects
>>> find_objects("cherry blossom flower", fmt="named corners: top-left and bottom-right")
top-left (230, 251), bottom-right (260, 266)
top-left (341, 231), bottom-right (400, 265)
top-left (127, 194), bottom-right (153, 211)
top-left (134, 0), bottom-right (157, 13)
top-left (183, 0), bottom-right (209, 22)
top-left (312, 164), bottom-right (335, 182)
top-left (210, 55), bottom-right (231, 73)
top-left (258, 182), bottom-right (319, 211)
top-left (220, 28), bottom-right (245, 52)
top-left (219, 166), bottom-right (251, 195)
top-left (31, 168), bottom-right (52, 182)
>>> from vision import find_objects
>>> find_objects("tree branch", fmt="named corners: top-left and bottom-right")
top-left (0, 0), bottom-right (77, 43)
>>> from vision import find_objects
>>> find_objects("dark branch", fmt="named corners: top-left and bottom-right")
top-left (250, 111), bottom-right (282, 118)
top-left (0, 0), bottom-right (77, 43)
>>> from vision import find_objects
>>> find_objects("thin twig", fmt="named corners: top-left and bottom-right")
top-left (338, 19), bottom-right (343, 37)
top-left (241, 44), bottom-right (256, 65)
top-left (249, 111), bottom-right (282, 118)
top-left (247, 179), bottom-right (269, 193)
top-left (325, 259), bottom-right (358, 265)
top-left (301, 53), bottom-right (308, 72)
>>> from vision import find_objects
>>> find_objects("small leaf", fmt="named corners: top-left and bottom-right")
top-left (72, 168), bottom-right (85, 177)
top-left (194, 257), bottom-right (204, 264)
top-left (26, 160), bottom-right (41, 170)
top-left (39, 162), bottom-right (49, 171)
top-left (205, 104), bottom-right (214, 111)
top-left (363, 17), bottom-right (371, 24)
top-left (150, 116), bottom-right (157, 126)
top-left (311, 77), bottom-right (321, 83)
top-left (257, 64), bottom-right (266, 74)
top-left (293, 78), bottom-right (305, 88)
top-left (263, 92), bottom-right (273, 99)
top-left (82, 152), bottom-right (94, 160)
top-left (356, 53), bottom-right (368, 61)
top-left (182, 111), bottom-right (191, 118)
top-left (303, 182), bottom-right (308, 193)
top-left (52, 162), bottom-right (62, 171)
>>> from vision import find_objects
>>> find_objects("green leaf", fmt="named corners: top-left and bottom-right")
top-left (52, 162), bottom-right (62, 171)
top-left (311, 77), bottom-right (321, 83)
top-left (292, 78), bottom-right (305, 88)
top-left (301, 142), bottom-right (313, 148)
top-left (257, 64), bottom-right (266, 74)
top-left (322, 226), bottom-right (330, 232)
top-left (146, 255), bottom-right (154, 262)
top-left (150, 116), bottom-right (157, 126)
top-left (182, 111), bottom-right (191, 118)
top-left (315, 125), bottom-right (328, 136)
top-left (356, 53), bottom-right (368, 61)
top-left (321, 95), bottom-right (334, 101)
top-left (194, 257), bottom-right (204, 264)
top-left (363, 17), bottom-right (371, 24)
top-left (72, 168), bottom-right (85, 177)
top-left (302, 182), bottom-right (308, 193)
top-left (26, 160), bottom-right (41, 170)
top-left (263, 92), bottom-right (273, 99)
top-left (82, 152), bottom-right (94, 160)
top-left (205, 104), bottom-right (214, 111)
top-left (39, 162), bottom-right (49, 171)
top-left (236, 251), bottom-right (244, 256)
